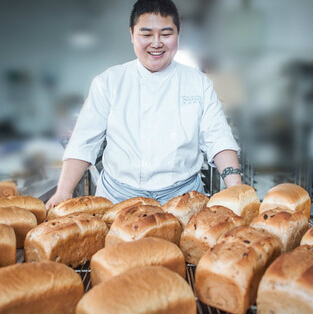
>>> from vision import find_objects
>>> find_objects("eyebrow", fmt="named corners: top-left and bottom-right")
top-left (139, 27), bottom-right (174, 32)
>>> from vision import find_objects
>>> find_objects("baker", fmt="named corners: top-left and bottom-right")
top-left (46, 0), bottom-right (241, 210)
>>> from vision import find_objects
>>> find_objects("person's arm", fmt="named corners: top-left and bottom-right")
top-left (213, 150), bottom-right (242, 187)
top-left (45, 159), bottom-right (91, 211)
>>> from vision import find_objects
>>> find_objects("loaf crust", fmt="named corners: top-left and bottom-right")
top-left (257, 245), bottom-right (313, 314)
top-left (25, 213), bottom-right (108, 267)
top-left (207, 184), bottom-right (260, 223)
top-left (102, 196), bottom-right (161, 225)
top-left (0, 206), bottom-right (37, 248)
top-left (105, 205), bottom-right (182, 246)
top-left (91, 237), bottom-right (186, 286)
top-left (0, 195), bottom-right (46, 224)
top-left (0, 224), bottom-right (16, 267)
top-left (250, 209), bottom-right (309, 252)
top-left (162, 191), bottom-right (209, 229)
top-left (47, 195), bottom-right (113, 220)
top-left (300, 227), bottom-right (313, 246)
top-left (195, 226), bottom-right (282, 314)
top-left (0, 261), bottom-right (84, 314)
top-left (180, 206), bottom-right (246, 264)
top-left (259, 183), bottom-right (311, 220)
top-left (0, 181), bottom-right (18, 197)
top-left (76, 266), bottom-right (197, 314)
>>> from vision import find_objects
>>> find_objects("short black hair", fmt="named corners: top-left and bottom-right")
top-left (130, 0), bottom-right (181, 33)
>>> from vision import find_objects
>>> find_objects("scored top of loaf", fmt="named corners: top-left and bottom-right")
top-left (162, 191), bottom-right (209, 228)
top-left (26, 213), bottom-right (107, 240)
top-left (207, 184), bottom-right (260, 221)
top-left (259, 183), bottom-right (311, 219)
top-left (109, 205), bottom-right (175, 235)
top-left (182, 206), bottom-right (246, 247)
top-left (218, 225), bottom-right (282, 256)
top-left (48, 196), bottom-right (113, 219)
top-left (251, 210), bottom-right (309, 230)
top-left (162, 191), bottom-right (209, 212)
top-left (102, 197), bottom-right (161, 224)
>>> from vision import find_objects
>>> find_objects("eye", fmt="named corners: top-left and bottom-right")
top-left (162, 33), bottom-right (171, 37)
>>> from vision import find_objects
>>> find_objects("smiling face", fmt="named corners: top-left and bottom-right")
top-left (130, 13), bottom-right (179, 73)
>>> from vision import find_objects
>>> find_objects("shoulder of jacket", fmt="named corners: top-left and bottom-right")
top-left (96, 60), bottom-right (136, 81)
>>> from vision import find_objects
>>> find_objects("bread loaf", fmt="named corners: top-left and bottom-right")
top-left (102, 196), bottom-right (161, 225)
top-left (0, 224), bottom-right (16, 267)
top-left (207, 184), bottom-right (260, 223)
top-left (300, 227), bottom-right (313, 246)
top-left (0, 206), bottom-right (37, 248)
top-left (91, 237), bottom-right (186, 286)
top-left (0, 261), bottom-right (84, 314)
top-left (180, 206), bottom-right (246, 264)
top-left (257, 245), bottom-right (313, 314)
top-left (259, 183), bottom-right (311, 220)
top-left (162, 191), bottom-right (209, 229)
top-left (0, 195), bottom-right (46, 224)
top-left (24, 213), bottom-right (108, 267)
top-left (250, 209), bottom-right (309, 252)
top-left (195, 226), bottom-right (282, 314)
top-left (105, 205), bottom-right (182, 247)
top-left (47, 195), bottom-right (113, 220)
top-left (0, 181), bottom-right (18, 197)
top-left (76, 266), bottom-right (197, 314)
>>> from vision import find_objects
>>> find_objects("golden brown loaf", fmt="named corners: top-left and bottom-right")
top-left (0, 224), bottom-right (16, 267)
top-left (47, 195), bottom-right (113, 220)
top-left (0, 195), bottom-right (46, 224)
top-left (76, 266), bottom-right (197, 314)
top-left (102, 196), bottom-right (161, 225)
top-left (207, 184), bottom-right (260, 223)
top-left (162, 191), bottom-right (209, 229)
top-left (300, 227), bottom-right (313, 246)
top-left (0, 206), bottom-right (37, 248)
top-left (24, 213), bottom-right (109, 267)
top-left (105, 205), bottom-right (182, 247)
top-left (257, 245), bottom-right (313, 314)
top-left (195, 226), bottom-right (282, 314)
top-left (179, 206), bottom-right (246, 265)
top-left (0, 261), bottom-right (84, 314)
top-left (0, 181), bottom-right (18, 197)
top-left (259, 183), bottom-right (311, 220)
top-left (250, 209), bottom-right (309, 252)
top-left (90, 237), bottom-right (186, 286)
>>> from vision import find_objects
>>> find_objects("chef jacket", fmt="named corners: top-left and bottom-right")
top-left (63, 59), bottom-right (240, 191)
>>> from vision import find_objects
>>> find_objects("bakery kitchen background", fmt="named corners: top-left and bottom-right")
top-left (0, 0), bottom-right (312, 205)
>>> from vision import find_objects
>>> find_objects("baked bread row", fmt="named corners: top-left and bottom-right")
top-left (194, 224), bottom-right (313, 314)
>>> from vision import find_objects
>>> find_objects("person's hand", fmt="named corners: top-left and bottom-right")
top-left (45, 191), bottom-right (72, 213)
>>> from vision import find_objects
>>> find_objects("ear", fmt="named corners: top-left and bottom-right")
top-left (130, 28), bottom-right (134, 44)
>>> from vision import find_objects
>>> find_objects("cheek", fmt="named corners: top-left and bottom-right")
top-left (134, 37), bottom-right (149, 49)
top-left (165, 38), bottom-right (178, 51)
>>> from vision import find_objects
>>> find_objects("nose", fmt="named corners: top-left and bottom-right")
top-left (150, 35), bottom-right (163, 48)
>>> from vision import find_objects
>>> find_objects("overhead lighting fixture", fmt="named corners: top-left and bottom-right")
top-left (69, 31), bottom-right (98, 48)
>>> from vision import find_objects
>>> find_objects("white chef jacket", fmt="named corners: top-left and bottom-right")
top-left (63, 59), bottom-right (240, 191)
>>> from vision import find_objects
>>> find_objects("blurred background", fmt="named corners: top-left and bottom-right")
top-left (0, 0), bottom-right (312, 203)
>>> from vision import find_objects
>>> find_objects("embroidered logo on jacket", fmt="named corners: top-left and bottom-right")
top-left (181, 96), bottom-right (204, 105)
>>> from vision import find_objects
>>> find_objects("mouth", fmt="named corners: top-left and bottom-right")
top-left (148, 51), bottom-right (165, 57)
